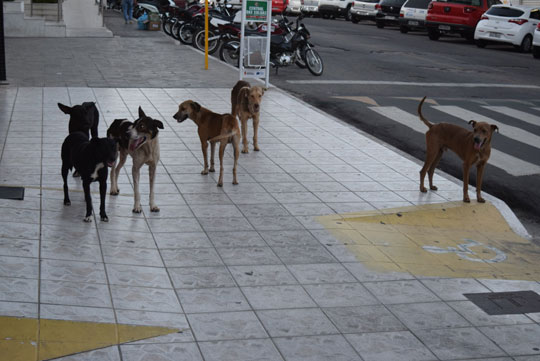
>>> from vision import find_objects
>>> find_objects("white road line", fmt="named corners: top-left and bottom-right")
top-left (369, 106), bottom-right (540, 177)
top-left (533, 107), bottom-right (540, 113)
top-left (484, 106), bottom-right (540, 127)
top-left (433, 106), bottom-right (540, 150)
top-left (286, 80), bottom-right (540, 89)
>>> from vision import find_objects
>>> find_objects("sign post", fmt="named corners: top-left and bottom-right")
top-left (239, 0), bottom-right (271, 88)
top-left (204, 0), bottom-right (208, 70)
top-left (0, 0), bottom-right (7, 83)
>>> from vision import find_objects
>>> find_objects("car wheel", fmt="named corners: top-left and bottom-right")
top-left (322, 13), bottom-right (329, 19)
top-left (376, 20), bottom-right (384, 28)
top-left (475, 39), bottom-right (487, 48)
top-left (351, 15), bottom-right (359, 24)
top-left (518, 35), bottom-right (532, 53)
top-left (533, 46), bottom-right (540, 59)
top-left (399, 25), bottom-right (409, 33)
top-left (345, 5), bottom-right (352, 21)
top-left (428, 28), bottom-right (440, 40)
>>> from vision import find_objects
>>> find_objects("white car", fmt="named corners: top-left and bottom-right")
top-left (287, 0), bottom-right (303, 14)
top-left (318, 0), bottom-right (354, 19)
top-left (301, 0), bottom-right (320, 15)
top-left (475, 5), bottom-right (540, 53)
top-left (533, 22), bottom-right (540, 58)
top-left (349, 0), bottom-right (380, 23)
top-left (398, 0), bottom-right (430, 33)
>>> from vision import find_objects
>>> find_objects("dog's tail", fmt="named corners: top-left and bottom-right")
top-left (418, 96), bottom-right (433, 129)
top-left (209, 129), bottom-right (240, 143)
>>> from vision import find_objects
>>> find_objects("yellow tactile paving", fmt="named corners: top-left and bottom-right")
top-left (0, 316), bottom-right (180, 361)
top-left (317, 201), bottom-right (540, 281)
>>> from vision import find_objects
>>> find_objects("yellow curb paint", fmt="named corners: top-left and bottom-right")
top-left (317, 201), bottom-right (540, 280)
top-left (0, 316), bottom-right (180, 361)
top-left (331, 96), bottom-right (379, 106)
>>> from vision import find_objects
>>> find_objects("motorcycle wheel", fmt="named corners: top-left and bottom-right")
top-left (171, 20), bottom-right (184, 40)
top-left (178, 23), bottom-right (194, 45)
top-left (163, 18), bottom-right (174, 36)
top-left (193, 29), bottom-right (220, 55)
top-left (304, 48), bottom-right (324, 76)
top-left (294, 48), bottom-right (307, 69)
top-left (219, 40), bottom-right (240, 67)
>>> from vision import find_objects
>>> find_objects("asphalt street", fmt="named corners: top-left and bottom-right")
top-left (263, 16), bottom-right (540, 238)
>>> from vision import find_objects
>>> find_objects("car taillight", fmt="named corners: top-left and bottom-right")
top-left (537, 23), bottom-right (540, 30)
top-left (375, 4), bottom-right (381, 9)
top-left (463, 7), bottom-right (476, 13)
top-left (481, 15), bottom-right (488, 20)
top-left (352, 1), bottom-right (355, 6)
top-left (400, 11), bottom-right (404, 17)
top-left (509, 18), bottom-right (528, 25)
top-left (300, 0), bottom-right (304, 4)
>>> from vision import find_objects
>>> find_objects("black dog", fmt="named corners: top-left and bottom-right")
top-left (58, 102), bottom-right (100, 139)
top-left (61, 132), bottom-right (118, 222)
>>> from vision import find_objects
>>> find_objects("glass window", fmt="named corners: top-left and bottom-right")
top-left (438, 0), bottom-right (482, 6)
top-left (530, 8), bottom-right (540, 20)
top-left (486, 6), bottom-right (524, 17)
top-left (381, 0), bottom-right (407, 6)
top-left (403, 0), bottom-right (431, 8)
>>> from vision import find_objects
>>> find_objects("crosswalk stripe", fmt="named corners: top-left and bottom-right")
top-left (533, 107), bottom-right (540, 113)
top-left (433, 106), bottom-right (540, 150)
top-left (368, 106), bottom-right (540, 177)
top-left (483, 106), bottom-right (540, 127)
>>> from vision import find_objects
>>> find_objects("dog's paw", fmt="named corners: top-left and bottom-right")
top-left (73, 171), bottom-right (80, 178)
top-left (241, 149), bottom-right (249, 154)
top-left (463, 197), bottom-right (471, 203)
top-left (201, 170), bottom-right (209, 175)
top-left (477, 197), bottom-right (485, 203)
top-left (150, 206), bottom-right (160, 213)
top-left (209, 167), bottom-right (215, 173)
top-left (64, 200), bottom-right (71, 206)
top-left (420, 187), bottom-right (428, 193)
top-left (430, 185), bottom-right (438, 191)
top-left (232, 181), bottom-right (238, 185)
top-left (254, 146), bottom-right (260, 151)
top-left (217, 182), bottom-right (223, 187)
top-left (110, 189), bottom-right (119, 196)
top-left (101, 215), bottom-right (109, 222)
top-left (132, 205), bottom-right (142, 214)
top-left (83, 216), bottom-right (92, 222)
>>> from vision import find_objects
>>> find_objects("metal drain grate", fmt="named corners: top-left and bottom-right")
top-left (464, 291), bottom-right (540, 315)
top-left (0, 186), bottom-right (25, 200)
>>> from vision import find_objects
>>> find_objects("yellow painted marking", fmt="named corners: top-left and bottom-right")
top-left (317, 202), bottom-right (540, 281)
top-left (0, 316), bottom-right (181, 361)
top-left (332, 96), bottom-right (379, 106)
top-left (393, 97), bottom-right (439, 105)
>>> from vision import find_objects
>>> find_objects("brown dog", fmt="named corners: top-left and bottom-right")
top-left (231, 80), bottom-right (265, 153)
top-left (173, 100), bottom-right (240, 187)
top-left (418, 96), bottom-right (498, 203)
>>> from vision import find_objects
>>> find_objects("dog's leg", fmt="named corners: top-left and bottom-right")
top-left (420, 143), bottom-right (438, 193)
top-left (240, 115), bottom-right (249, 154)
top-left (83, 180), bottom-right (93, 222)
top-left (132, 163), bottom-right (142, 213)
top-left (209, 141), bottom-right (216, 173)
top-left (427, 149), bottom-right (444, 191)
top-left (462, 162), bottom-right (471, 203)
top-left (476, 161), bottom-right (486, 203)
top-left (149, 163), bottom-right (160, 212)
top-left (110, 151), bottom-right (127, 195)
top-left (252, 114), bottom-right (260, 151)
top-left (201, 140), bottom-right (209, 175)
top-left (232, 134), bottom-right (240, 185)
top-left (62, 164), bottom-right (71, 206)
top-left (99, 176), bottom-right (109, 222)
top-left (217, 141), bottom-right (227, 187)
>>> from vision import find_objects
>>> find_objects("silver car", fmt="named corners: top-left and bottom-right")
top-left (350, 0), bottom-right (381, 23)
top-left (399, 0), bottom-right (431, 33)
top-left (301, 0), bottom-right (320, 15)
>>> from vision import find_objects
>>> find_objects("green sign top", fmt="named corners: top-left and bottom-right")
top-left (246, 0), bottom-right (268, 21)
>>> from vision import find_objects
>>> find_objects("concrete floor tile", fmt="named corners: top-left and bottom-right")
top-left (178, 287), bottom-right (251, 313)
top-left (274, 335), bottom-right (362, 361)
top-left (169, 266), bottom-right (236, 289)
top-left (479, 324), bottom-right (540, 356)
top-left (389, 302), bottom-right (470, 331)
top-left (242, 285), bottom-right (316, 310)
top-left (110, 285), bottom-right (181, 312)
top-left (41, 280), bottom-right (111, 308)
top-left (121, 343), bottom-right (202, 361)
top-left (324, 305), bottom-right (405, 333)
top-left (304, 283), bottom-right (379, 308)
top-left (363, 280), bottom-right (440, 305)
top-left (288, 263), bottom-right (357, 284)
top-left (257, 308), bottom-right (338, 337)
top-left (448, 301), bottom-right (534, 327)
top-left (188, 311), bottom-right (268, 341)
top-left (229, 265), bottom-right (298, 287)
top-left (199, 339), bottom-right (283, 361)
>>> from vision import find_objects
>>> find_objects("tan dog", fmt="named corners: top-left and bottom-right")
top-left (418, 97), bottom-right (498, 203)
top-left (173, 100), bottom-right (240, 187)
top-left (107, 107), bottom-right (164, 213)
top-left (231, 80), bottom-right (265, 153)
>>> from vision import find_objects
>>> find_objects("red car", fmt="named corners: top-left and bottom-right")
top-left (425, 0), bottom-right (501, 41)
top-left (272, 0), bottom-right (290, 14)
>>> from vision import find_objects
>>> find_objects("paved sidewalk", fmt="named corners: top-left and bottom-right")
top-left (1, 5), bottom-right (540, 361)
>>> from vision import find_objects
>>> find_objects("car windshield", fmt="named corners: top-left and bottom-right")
top-left (486, 6), bottom-right (524, 17)
top-left (357, 0), bottom-right (380, 3)
top-left (381, 0), bottom-right (407, 5)
top-left (403, 0), bottom-right (431, 8)
top-left (437, 0), bottom-right (482, 6)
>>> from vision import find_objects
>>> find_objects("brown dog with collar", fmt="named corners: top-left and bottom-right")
top-left (231, 80), bottom-right (265, 153)
top-left (418, 96), bottom-right (498, 203)
top-left (173, 100), bottom-right (240, 187)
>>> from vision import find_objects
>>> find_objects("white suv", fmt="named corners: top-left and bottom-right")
top-left (399, 0), bottom-right (430, 33)
top-left (350, 0), bottom-right (380, 23)
top-left (318, 0), bottom-right (354, 20)
top-left (287, 0), bottom-right (303, 14)
top-left (301, 0), bottom-right (320, 15)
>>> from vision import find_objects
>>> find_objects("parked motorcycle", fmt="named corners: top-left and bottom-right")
top-left (220, 14), bottom-right (324, 76)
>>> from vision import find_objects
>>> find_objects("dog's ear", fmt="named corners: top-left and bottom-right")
top-left (491, 124), bottom-right (499, 133)
top-left (190, 102), bottom-right (201, 112)
top-left (155, 120), bottom-right (164, 129)
top-left (58, 103), bottom-right (72, 114)
top-left (468, 120), bottom-right (477, 127)
top-left (138, 106), bottom-right (146, 119)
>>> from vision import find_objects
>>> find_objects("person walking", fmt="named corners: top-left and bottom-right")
top-left (122, 0), bottom-right (134, 24)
